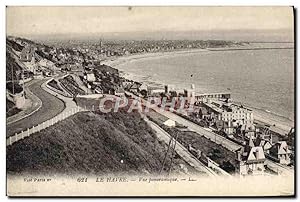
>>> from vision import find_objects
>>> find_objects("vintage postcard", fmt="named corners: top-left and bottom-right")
top-left (6, 6), bottom-right (295, 197)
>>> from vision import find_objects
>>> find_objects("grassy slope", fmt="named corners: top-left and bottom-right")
top-left (7, 111), bottom-right (197, 175)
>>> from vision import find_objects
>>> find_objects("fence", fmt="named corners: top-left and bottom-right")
top-left (6, 106), bottom-right (87, 146)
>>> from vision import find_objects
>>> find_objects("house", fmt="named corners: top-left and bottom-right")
top-left (114, 86), bottom-right (125, 97)
top-left (128, 82), bottom-right (142, 94)
top-left (201, 101), bottom-right (253, 135)
top-left (199, 107), bottom-right (210, 119)
top-left (195, 92), bottom-right (231, 103)
top-left (139, 83), bottom-right (148, 96)
top-left (148, 88), bottom-right (165, 97)
top-left (86, 73), bottom-right (96, 82)
top-left (163, 119), bottom-right (176, 127)
top-left (256, 124), bottom-right (281, 144)
top-left (20, 46), bottom-right (35, 62)
top-left (254, 137), bottom-right (273, 154)
top-left (94, 86), bottom-right (103, 94)
top-left (237, 146), bottom-right (266, 175)
top-left (241, 123), bottom-right (256, 139)
top-left (122, 79), bottom-right (133, 89)
top-left (223, 121), bottom-right (236, 136)
top-left (269, 141), bottom-right (291, 165)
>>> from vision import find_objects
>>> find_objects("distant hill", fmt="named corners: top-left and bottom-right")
top-left (24, 29), bottom-right (293, 43)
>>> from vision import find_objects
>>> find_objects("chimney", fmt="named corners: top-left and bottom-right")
top-left (255, 149), bottom-right (260, 160)
top-left (196, 150), bottom-right (202, 159)
top-left (164, 85), bottom-right (168, 94)
top-left (188, 144), bottom-right (192, 151)
top-left (236, 150), bottom-right (241, 161)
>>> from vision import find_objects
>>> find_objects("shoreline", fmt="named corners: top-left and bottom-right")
top-left (103, 48), bottom-right (294, 134)
top-left (104, 43), bottom-right (294, 67)
top-left (104, 48), bottom-right (209, 67)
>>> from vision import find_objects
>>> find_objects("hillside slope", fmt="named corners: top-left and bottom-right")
top-left (7, 111), bottom-right (198, 176)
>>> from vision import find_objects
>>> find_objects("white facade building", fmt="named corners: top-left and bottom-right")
top-left (221, 104), bottom-right (254, 126)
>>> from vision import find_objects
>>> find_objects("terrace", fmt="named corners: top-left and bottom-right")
top-left (59, 75), bottom-right (86, 96)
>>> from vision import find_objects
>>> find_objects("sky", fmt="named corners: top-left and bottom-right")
top-left (6, 6), bottom-right (294, 37)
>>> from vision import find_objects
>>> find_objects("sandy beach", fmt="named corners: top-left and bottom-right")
top-left (103, 49), bottom-right (294, 134)
top-left (104, 48), bottom-right (209, 67)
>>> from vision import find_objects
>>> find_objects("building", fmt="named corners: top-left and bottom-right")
top-left (139, 83), bottom-right (148, 96)
top-left (122, 79), bottom-right (134, 89)
top-left (127, 82), bottom-right (142, 94)
top-left (221, 103), bottom-right (254, 126)
top-left (195, 92), bottom-right (231, 103)
top-left (85, 73), bottom-right (96, 82)
top-left (20, 46), bottom-right (35, 62)
top-left (6, 82), bottom-right (25, 109)
top-left (241, 124), bottom-right (257, 139)
top-left (93, 86), bottom-right (103, 94)
top-left (269, 141), bottom-right (291, 165)
top-left (114, 86), bottom-right (125, 97)
top-left (198, 107), bottom-right (210, 119)
top-left (183, 84), bottom-right (196, 104)
top-left (201, 101), bottom-right (223, 121)
top-left (164, 84), bottom-right (175, 94)
top-left (148, 87), bottom-right (165, 97)
top-left (202, 100), bottom-right (254, 135)
top-left (255, 124), bottom-right (280, 144)
top-left (39, 59), bottom-right (55, 68)
top-left (223, 121), bottom-right (236, 135)
top-left (163, 119), bottom-right (176, 127)
top-left (254, 138), bottom-right (273, 154)
top-left (236, 146), bottom-right (266, 175)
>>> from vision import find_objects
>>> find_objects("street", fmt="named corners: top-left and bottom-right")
top-left (6, 79), bottom-right (65, 137)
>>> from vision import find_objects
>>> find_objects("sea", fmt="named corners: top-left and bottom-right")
top-left (114, 43), bottom-right (295, 127)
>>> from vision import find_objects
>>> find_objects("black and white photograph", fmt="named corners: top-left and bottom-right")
top-left (5, 5), bottom-right (295, 197)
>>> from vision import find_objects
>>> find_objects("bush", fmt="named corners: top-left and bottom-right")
top-left (6, 82), bottom-right (23, 94)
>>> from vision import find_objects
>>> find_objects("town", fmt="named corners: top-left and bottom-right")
top-left (6, 36), bottom-right (294, 177)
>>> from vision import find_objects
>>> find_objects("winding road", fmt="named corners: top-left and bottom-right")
top-left (6, 79), bottom-right (65, 137)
